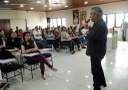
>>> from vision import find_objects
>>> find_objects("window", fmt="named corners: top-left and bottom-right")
top-left (50, 19), bottom-right (53, 27)
top-left (116, 13), bottom-right (124, 27)
top-left (49, 18), bottom-right (66, 27)
top-left (107, 14), bottom-right (115, 28)
top-left (49, 0), bottom-right (60, 6)
top-left (103, 15), bottom-right (107, 23)
top-left (52, 19), bottom-right (57, 27)
top-left (125, 13), bottom-right (128, 22)
top-left (62, 18), bottom-right (66, 26)
top-left (57, 18), bottom-right (61, 26)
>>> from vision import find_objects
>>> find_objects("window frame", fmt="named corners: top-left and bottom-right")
top-left (103, 12), bottom-right (128, 28)
top-left (50, 18), bottom-right (66, 27)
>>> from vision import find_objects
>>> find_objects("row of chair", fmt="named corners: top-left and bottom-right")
top-left (0, 48), bottom-right (53, 82)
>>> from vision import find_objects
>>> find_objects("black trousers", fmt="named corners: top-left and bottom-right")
top-left (122, 31), bottom-right (126, 41)
top-left (61, 40), bottom-right (74, 52)
top-left (90, 56), bottom-right (106, 87)
top-left (72, 38), bottom-right (81, 49)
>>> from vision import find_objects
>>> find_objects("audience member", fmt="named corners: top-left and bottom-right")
top-left (33, 28), bottom-right (47, 48)
top-left (6, 32), bottom-right (21, 49)
top-left (61, 27), bottom-right (75, 54)
top-left (45, 28), bottom-right (60, 52)
top-left (21, 32), bottom-right (58, 79)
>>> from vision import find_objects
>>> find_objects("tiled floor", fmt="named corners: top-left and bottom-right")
top-left (8, 41), bottom-right (128, 90)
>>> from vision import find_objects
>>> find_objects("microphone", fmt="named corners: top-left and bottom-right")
top-left (85, 19), bottom-right (90, 23)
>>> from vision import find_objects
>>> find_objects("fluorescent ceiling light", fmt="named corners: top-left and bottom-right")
top-left (20, 4), bottom-right (24, 7)
top-left (62, 2), bottom-right (66, 4)
top-left (65, 5), bottom-right (68, 7)
top-left (30, 7), bottom-right (34, 10)
top-left (84, 1), bottom-right (88, 4)
top-left (6, 4), bottom-right (27, 5)
top-left (49, 0), bottom-right (60, 3)
top-left (37, 1), bottom-right (41, 3)
top-left (4, 0), bottom-right (9, 3)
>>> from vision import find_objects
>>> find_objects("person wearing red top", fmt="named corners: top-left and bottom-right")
top-left (17, 29), bottom-right (23, 38)
top-left (53, 28), bottom-right (60, 39)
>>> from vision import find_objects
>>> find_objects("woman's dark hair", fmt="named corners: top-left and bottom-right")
top-left (61, 26), bottom-right (66, 31)
top-left (22, 31), bottom-right (31, 41)
top-left (8, 32), bottom-right (16, 39)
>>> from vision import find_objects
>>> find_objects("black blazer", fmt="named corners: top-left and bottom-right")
top-left (86, 18), bottom-right (108, 59)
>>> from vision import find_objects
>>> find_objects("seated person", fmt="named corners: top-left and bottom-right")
top-left (0, 30), bottom-right (15, 60)
top-left (6, 32), bottom-right (21, 50)
top-left (68, 27), bottom-right (81, 51)
top-left (21, 32), bottom-right (58, 79)
top-left (0, 31), bottom-right (14, 89)
top-left (45, 29), bottom-right (59, 52)
top-left (81, 26), bottom-right (87, 35)
top-left (17, 29), bottom-right (23, 39)
top-left (78, 27), bottom-right (87, 48)
top-left (33, 28), bottom-right (47, 48)
top-left (53, 28), bottom-right (61, 43)
top-left (0, 30), bottom-right (7, 41)
top-left (61, 27), bottom-right (75, 54)
top-left (41, 29), bottom-right (47, 40)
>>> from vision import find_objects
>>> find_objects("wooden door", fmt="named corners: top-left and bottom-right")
top-left (0, 19), bottom-right (11, 37)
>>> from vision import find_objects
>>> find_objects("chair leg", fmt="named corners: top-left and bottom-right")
top-left (20, 69), bottom-right (23, 82)
top-left (14, 71), bottom-right (16, 77)
top-left (66, 46), bottom-right (68, 53)
top-left (1, 72), bottom-right (4, 79)
top-left (64, 46), bottom-right (68, 53)
top-left (30, 65), bottom-right (33, 79)
top-left (51, 55), bottom-right (53, 66)
top-left (5, 73), bottom-right (9, 83)
top-left (23, 68), bottom-right (25, 75)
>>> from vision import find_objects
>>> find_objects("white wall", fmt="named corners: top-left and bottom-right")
top-left (0, 10), bottom-right (47, 31)
top-left (47, 1), bottom-right (128, 27)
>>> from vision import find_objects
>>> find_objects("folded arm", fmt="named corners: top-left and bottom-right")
top-left (21, 41), bottom-right (38, 54)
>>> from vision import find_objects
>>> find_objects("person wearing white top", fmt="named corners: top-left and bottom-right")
top-left (81, 27), bottom-right (87, 35)
top-left (33, 29), bottom-right (47, 48)
top-left (61, 27), bottom-right (75, 54)
top-left (33, 29), bottom-right (42, 40)
top-left (121, 20), bottom-right (128, 41)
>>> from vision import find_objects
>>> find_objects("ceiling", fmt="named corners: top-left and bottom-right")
top-left (0, 0), bottom-right (127, 12)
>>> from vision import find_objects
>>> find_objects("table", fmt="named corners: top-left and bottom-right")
top-left (0, 58), bottom-right (16, 64)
